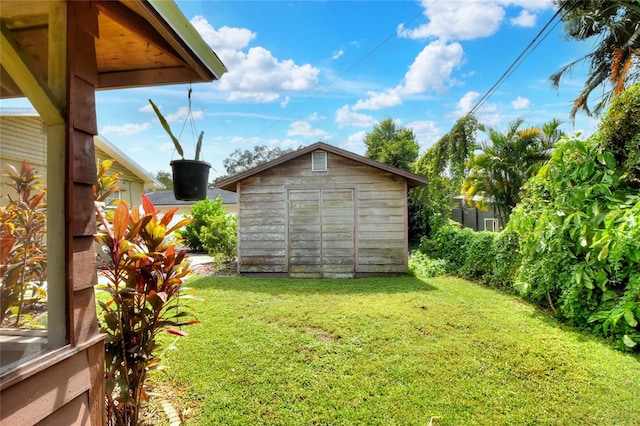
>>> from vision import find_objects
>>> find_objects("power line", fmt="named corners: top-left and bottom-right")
top-left (469, 3), bottom-right (570, 116)
top-left (244, 5), bottom-right (431, 143)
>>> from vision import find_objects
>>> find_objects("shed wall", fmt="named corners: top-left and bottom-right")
top-left (236, 151), bottom-right (408, 276)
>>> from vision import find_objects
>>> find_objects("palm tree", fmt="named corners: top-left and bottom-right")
top-left (551, 0), bottom-right (640, 118)
top-left (462, 119), bottom-right (562, 223)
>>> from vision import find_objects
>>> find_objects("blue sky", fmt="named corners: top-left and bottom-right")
top-left (4, 0), bottom-right (600, 180)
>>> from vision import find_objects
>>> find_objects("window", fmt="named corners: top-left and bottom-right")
top-left (312, 150), bottom-right (327, 172)
top-left (105, 189), bottom-right (122, 205)
top-left (1, 112), bottom-right (66, 376)
top-left (484, 218), bottom-right (500, 232)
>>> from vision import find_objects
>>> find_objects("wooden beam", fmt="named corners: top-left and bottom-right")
top-left (0, 21), bottom-right (63, 125)
top-left (97, 66), bottom-right (203, 89)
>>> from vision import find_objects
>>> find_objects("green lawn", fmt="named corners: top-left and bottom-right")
top-left (150, 275), bottom-right (640, 425)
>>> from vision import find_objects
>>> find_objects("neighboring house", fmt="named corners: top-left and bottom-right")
top-left (451, 196), bottom-right (503, 232)
top-left (0, 1), bottom-right (226, 424)
top-left (146, 188), bottom-right (238, 216)
top-left (0, 110), bottom-right (163, 207)
top-left (217, 142), bottom-right (428, 278)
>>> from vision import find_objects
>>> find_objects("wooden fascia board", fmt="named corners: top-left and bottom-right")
top-left (0, 21), bottom-right (64, 125)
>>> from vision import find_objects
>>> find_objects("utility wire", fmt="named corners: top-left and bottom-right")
top-left (469, 3), bottom-right (570, 115)
top-left (244, 5), bottom-right (431, 143)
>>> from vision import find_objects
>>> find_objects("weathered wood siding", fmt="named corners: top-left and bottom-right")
top-left (236, 151), bottom-right (408, 277)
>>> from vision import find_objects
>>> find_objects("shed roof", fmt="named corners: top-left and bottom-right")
top-left (217, 142), bottom-right (429, 192)
top-left (0, 0), bottom-right (227, 98)
top-left (146, 189), bottom-right (237, 206)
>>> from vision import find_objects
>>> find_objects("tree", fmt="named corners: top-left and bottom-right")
top-left (155, 170), bottom-right (173, 190)
top-left (411, 115), bottom-right (479, 238)
top-left (223, 145), bottom-right (298, 176)
top-left (364, 118), bottom-right (419, 171)
top-left (462, 118), bottom-right (562, 223)
top-left (551, 0), bottom-right (640, 118)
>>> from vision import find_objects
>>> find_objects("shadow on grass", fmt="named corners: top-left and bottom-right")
top-left (187, 275), bottom-right (438, 295)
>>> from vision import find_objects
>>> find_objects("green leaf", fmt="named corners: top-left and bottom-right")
top-left (622, 334), bottom-right (637, 348)
top-left (149, 99), bottom-right (184, 159)
top-left (623, 310), bottom-right (638, 327)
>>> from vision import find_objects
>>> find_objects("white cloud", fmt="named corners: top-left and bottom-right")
top-left (159, 142), bottom-right (175, 152)
top-left (398, 1), bottom-right (506, 41)
top-left (191, 16), bottom-right (256, 54)
top-left (287, 120), bottom-right (330, 139)
top-left (353, 40), bottom-right (464, 111)
top-left (456, 91), bottom-right (481, 115)
top-left (101, 122), bottom-right (151, 136)
top-left (511, 96), bottom-right (532, 109)
top-left (190, 16), bottom-right (319, 103)
top-left (335, 105), bottom-right (378, 128)
top-left (338, 131), bottom-right (367, 155)
top-left (165, 106), bottom-right (204, 123)
top-left (332, 49), bottom-right (344, 60)
top-left (138, 104), bottom-right (153, 113)
top-left (402, 41), bottom-right (464, 94)
top-left (406, 120), bottom-right (442, 148)
top-left (353, 88), bottom-right (403, 111)
top-left (511, 10), bottom-right (537, 27)
top-left (398, 0), bottom-right (552, 41)
top-left (280, 96), bottom-right (290, 108)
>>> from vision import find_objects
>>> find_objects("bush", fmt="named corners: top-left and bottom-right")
top-left (509, 85), bottom-right (640, 350)
top-left (180, 196), bottom-right (237, 262)
top-left (408, 251), bottom-right (446, 278)
top-left (418, 222), bottom-right (520, 290)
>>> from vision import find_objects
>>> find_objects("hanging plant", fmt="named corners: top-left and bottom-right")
top-left (149, 96), bottom-right (210, 201)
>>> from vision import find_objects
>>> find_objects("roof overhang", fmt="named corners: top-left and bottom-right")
top-left (0, 0), bottom-right (227, 98)
top-left (94, 135), bottom-right (164, 191)
top-left (217, 142), bottom-right (429, 192)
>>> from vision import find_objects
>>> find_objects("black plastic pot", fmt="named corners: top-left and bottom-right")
top-left (170, 159), bottom-right (211, 201)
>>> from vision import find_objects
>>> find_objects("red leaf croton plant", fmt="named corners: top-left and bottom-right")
top-left (95, 194), bottom-right (199, 425)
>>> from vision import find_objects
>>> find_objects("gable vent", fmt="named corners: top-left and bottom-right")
top-left (312, 150), bottom-right (327, 172)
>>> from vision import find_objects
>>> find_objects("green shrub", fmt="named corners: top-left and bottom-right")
top-left (458, 231), bottom-right (496, 284)
top-left (510, 108), bottom-right (640, 350)
top-left (419, 222), bottom-right (520, 290)
top-left (180, 196), bottom-right (237, 262)
top-left (408, 251), bottom-right (447, 278)
top-left (490, 229), bottom-right (521, 291)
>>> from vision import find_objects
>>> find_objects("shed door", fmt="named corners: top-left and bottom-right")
top-left (288, 189), bottom-right (355, 278)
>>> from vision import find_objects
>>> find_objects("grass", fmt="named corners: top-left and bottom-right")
top-left (149, 275), bottom-right (640, 425)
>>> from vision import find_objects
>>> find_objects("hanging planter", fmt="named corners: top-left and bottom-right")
top-left (170, 159), bottom-right (210, 201)
top-left (149, 97), bottom-right (210, 201)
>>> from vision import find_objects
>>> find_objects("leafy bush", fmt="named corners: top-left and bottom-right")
top-left (509, 85), bottom-right (640, 350)
top-left (489, 229), bottom-right (521, 291)
top-left (408, 251), bottom-right (446, 278)
top-left (180, 196), bottom-right (237, 262)
top-left (418, 222), bottom-right (519, 288)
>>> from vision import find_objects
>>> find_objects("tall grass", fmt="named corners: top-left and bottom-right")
top-left (149, 276), bottom-right (640, 425)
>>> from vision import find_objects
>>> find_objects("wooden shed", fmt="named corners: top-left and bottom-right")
top-left (217, 142), bottom-right (428, 278)
top-left (0, 1), bottom-right (226, 424)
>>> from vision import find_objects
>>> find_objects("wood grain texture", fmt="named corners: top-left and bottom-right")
top-left (0, 351), bottom-right (90, 425)
top-left (236, 151), bottom-right (409, 276)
